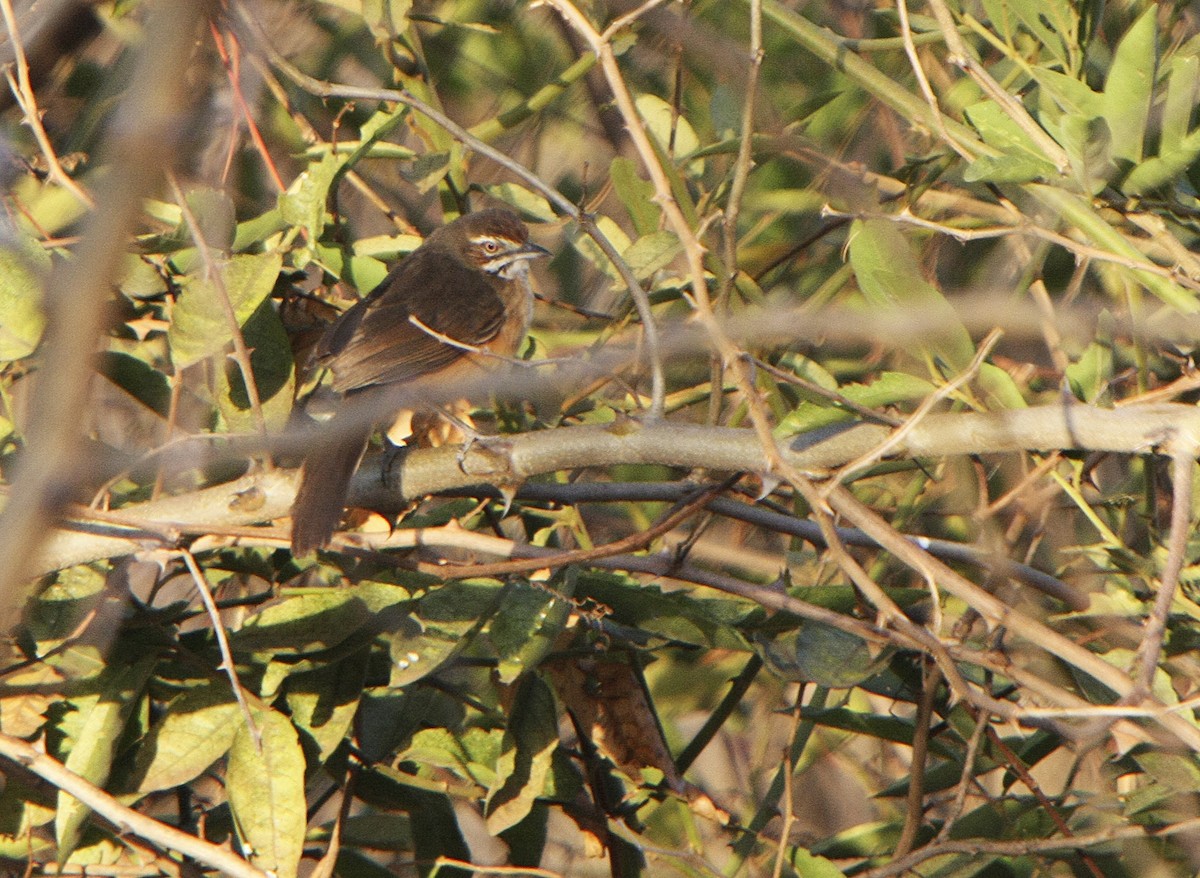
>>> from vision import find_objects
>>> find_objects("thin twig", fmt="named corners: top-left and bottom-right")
top-left (824, 327), bottom-right (1003, 493)
top-left (542, 0), bottom-right (780, 458)
top-left (0, 0), bottom-right (94, 208)
top-left (893, 661), bottom-right (941, 858)
top-left (865, 816), bottom-right (1200, 878)
top-left (0, 731), bottom-right (266, 878)
top-left (934, 705), bottom-right (990, 842)
top-left (1131, 440), bottom-right (1198, 697)
top-left (923, 0), bottom-right (1070, 173)
top-left (346, 480), bottom-right (732, 579)
top-left (823, 483), bottom-right (1200, 751)
top-left (895, 0), bottom-right (973, 161)
top-left (770, 700), bottom-right (803, 878)
top-left (713, 0), bottom-right (764, 423)
top-left (178, 549), bottom-right (261, 748)
top-left (985, 729), bottom-right (1107, 878)
top-left (209, 24), bottom-right (284, 192)
top-left (166, 172), bottom-right (270, 446)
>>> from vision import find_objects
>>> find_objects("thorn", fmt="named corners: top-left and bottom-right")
top-left (756, 473), bottom-right (781, 501)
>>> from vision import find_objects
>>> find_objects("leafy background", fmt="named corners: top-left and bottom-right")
top-left (3, 0), bottom-right (1200, 876)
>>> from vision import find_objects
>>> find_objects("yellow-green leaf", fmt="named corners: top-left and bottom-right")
top-left (227, 707), bottom-right (306, 878)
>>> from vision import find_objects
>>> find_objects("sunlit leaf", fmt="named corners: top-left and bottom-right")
top-left (0, 238), bottom-right (49, 362)
top-left (1103, 5), bottom-right (1157, 167)
top-left (129, 683), bottom-right (241, 794)
top-left (169, 251), bottom-right (283, 369)
top-left (227, 706), bottom-right (306, 878)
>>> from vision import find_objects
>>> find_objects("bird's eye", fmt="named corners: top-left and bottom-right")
top-left (482, 241), bottom-right (500, 253)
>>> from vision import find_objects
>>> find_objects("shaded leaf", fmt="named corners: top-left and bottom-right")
top-left (489, 581), bottom-right (572, 685)
top-left (230, 591), bottom-right (372, 657)
top-left (286, 650), bottom-right (368, 764)
top-left (623, 230), bottom-right (681, 280)
top-left (485, 674), bottom-right (559, 835)
top-left (848, 219), bottom-right (974, 371)
top-left (776, 371), bottom-right (937, 435)
top-left (610, 156), bottom-right (660, 236)
top-left (754, 622), bottom-right (886, 687)
top-left (484, 182), bottom-right (555, 222)
top-left (400, 726), bottom-right (500, 789)
top-left (576, 571), bottom-right (752, 649)
top-left (216, 299), bottom-right (296, 432)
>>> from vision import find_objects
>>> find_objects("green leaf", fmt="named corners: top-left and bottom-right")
top-left (279, 152), bottom-right (342, 240)
top-left (0, 238), bottom-right (49, 362)
top-left (1031, 68), bottom-right (1103, 119)
top-left (400, 151), bottom-right (451, 194)
top-left (230, 591), bottom-right (372, 657)
top-left (169, 251), bottom-right (283, 369)
top-left (314, 243), bottom-right (390, 295)
top-left (54, 657), bottom-right (156, 860)
top-left (610, 156), bottom-right (661, 236)
top-left (848, 219), bottom-right (975, 371)
top-left (184, 187), bottom-right (236, 253)
top-left (963, 101), bottom-right (1057, 182)
top-left (978, 361), bottom-right (1027, 410)
top-left (129, 683), bottom-right (241, 795)
top-left (623, 230), bottom-right (681, 280)
top-left (386, 580), bottom-right (502, 686)
top-left (488, 582), bottom-right (572, 685)
top-left (1103, 5), bottom-right (1157, 167)
top-left (792, 848), bottom-right (846, 878)
top-left (1049, 113), bottom-right (1114, 193)
top-left (26, 567), bottom-right (109, 647)
top-left (963, 153), bottom-right (1056, 184)
top-left (754, 622), bottom-right (886, 687)
top-left (1006, 0), bottom-right (1079, 71)
top-left (116, 253), bottom-right (168, 299)
top-left (1065, 311), bottom-right (1115, 403)
top-left (776, 371), bottom-right (937, 435)
top-left (1124, 123), bottom-right (1200, 195)
top-left (216, 299), bottom-right (296, 432)
top-left (1161, 54), bottom-right (1200, 156)
top-left (634, 93), bottom-right (700, 167)
top-left (400, 726), bottom-right (501, 788)
top-left (483, 183), bottom-right (556, 222)
top-left (576, 571), bottom-right (752, 649)
top-left (1027, 184), bottom-right (1199, 312)
top-left (386, 613), bottom-right (469, 688)
top-left (485, 674), bottom-right (558, 835)
top-left (285, 651), bottom-right (367, 764)
top-left (227, 706), bottom-right (307, 878)
top-left (571, 214), bottom-right (632, 286)
top-left (100, 352), bottom-right (172, 417)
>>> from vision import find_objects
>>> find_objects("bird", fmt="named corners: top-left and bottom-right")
top-left (290, 207), bottom-right (549, 555)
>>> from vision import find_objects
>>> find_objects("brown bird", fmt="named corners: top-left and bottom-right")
top-left (290, 207), bottom-right (549, 554)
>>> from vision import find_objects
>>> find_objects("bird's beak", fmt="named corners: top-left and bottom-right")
top-left (520, 242), bottom-right (552, 259)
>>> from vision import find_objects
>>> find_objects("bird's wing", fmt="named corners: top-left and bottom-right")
top-left (315, 247), bottom-right (508, 394)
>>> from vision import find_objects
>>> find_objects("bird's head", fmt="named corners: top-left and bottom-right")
top-left (437, 208), bottom-right (550, 279)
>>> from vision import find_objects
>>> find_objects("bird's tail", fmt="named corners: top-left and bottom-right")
top-left (290, 421), bottom-right (370, 555)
